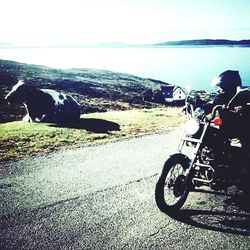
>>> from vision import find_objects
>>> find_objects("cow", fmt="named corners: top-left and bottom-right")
top-left (5, 80), bottom-right (81, 123)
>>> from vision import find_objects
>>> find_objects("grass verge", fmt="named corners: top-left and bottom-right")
top-left (0, 107), bottom-right (184, 161)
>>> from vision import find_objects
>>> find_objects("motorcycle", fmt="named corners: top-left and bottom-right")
top-left (155, 89), bottom-right (250, 214)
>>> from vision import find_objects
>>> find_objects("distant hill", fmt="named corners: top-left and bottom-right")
top-left (0, 59), bottom-right (168, 123)
top-left (2, 39), bottom-right (250, 48)
top-left (154, 39), bottom-right (250, 47)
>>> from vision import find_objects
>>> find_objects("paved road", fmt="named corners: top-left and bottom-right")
top-left (1, 129), bottom-right (250, 249)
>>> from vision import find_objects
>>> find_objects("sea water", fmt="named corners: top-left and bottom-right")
top-left (1, 46), bottom-right (250, 92)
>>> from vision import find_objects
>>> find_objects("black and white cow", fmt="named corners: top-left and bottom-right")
top-left (5, 80), bottom-right (81, 123)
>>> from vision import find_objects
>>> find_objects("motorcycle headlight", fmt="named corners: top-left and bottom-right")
top-left (183, 119), bottom-right (200, 135)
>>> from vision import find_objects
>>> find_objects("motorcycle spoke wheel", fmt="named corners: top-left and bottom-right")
top-left (155, 154), bottom-right (191, 213)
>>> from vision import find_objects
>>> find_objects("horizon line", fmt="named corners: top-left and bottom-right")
top-left (1, 38), bottom-right (250, 49)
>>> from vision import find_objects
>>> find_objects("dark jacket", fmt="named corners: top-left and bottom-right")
top-left (212, 89), bottom-right (237, 106)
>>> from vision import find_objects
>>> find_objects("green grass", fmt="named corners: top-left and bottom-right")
top-left (0, 107), bottom-right (184, 160)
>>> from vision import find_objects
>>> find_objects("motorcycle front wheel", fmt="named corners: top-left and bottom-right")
top-left (155, 153), bottom-right (191, 213)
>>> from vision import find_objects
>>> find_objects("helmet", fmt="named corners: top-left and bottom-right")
top-left (210, 70), bottom-right (242, 91)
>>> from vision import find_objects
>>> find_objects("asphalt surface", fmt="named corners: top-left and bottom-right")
top-left (1, 128), bottom-right (250, 249)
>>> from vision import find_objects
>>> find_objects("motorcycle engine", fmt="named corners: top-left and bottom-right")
top-left (200, 146), bottom-right (216, 164)
top-left (199, 145), bottom-right (233, 189)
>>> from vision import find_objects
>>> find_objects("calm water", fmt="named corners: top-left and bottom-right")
top-left (1, 46), bottom-right (250, 92)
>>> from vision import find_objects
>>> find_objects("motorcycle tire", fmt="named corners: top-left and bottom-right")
top-left (155, 153), bottom-right (191, 214)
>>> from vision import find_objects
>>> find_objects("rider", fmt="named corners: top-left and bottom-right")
top-left (210, 70), bottom-right (242, 106)
top-left (200, 70), bottom-right (242, 117)
top-left (209, 70), bottom-right (243, 134)
top-left (211, 71), bottom-right (250, 201)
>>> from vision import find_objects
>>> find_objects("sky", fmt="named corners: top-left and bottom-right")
top-left (1, 0), bottom-right (250, 46)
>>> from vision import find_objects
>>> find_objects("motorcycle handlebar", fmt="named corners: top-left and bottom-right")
top-left (210, 105), bottom-right (224, 120)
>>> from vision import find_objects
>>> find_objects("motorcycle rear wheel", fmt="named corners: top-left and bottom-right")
top-left (155, 153), bottom-right (191, 213)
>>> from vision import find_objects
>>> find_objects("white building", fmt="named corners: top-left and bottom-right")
top-left (161, 85), bottom-right (187, 103)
